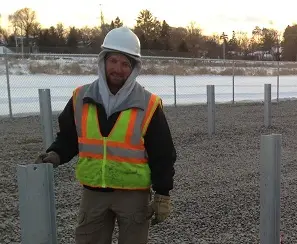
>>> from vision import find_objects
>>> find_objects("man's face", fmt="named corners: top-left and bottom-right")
top-left (105, 53), bottom-right (133, 88)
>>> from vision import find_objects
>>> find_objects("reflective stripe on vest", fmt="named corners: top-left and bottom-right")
top-left (72, 85), bottom-right (161, 189)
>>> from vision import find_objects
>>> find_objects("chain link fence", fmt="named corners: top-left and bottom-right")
top-left (1, 52), bottom-right (297, 118)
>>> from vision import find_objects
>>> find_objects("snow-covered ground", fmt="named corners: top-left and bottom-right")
top-left (1, 74), bottom-right (297, 117)
top-left (2, 55), bottom-right (297, 76)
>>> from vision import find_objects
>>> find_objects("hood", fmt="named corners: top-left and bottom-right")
top-left (96, 48), bottom-right (142, 118)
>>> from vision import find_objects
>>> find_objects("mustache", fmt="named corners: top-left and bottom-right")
top-left (109, 72), bottom-right (124, 78)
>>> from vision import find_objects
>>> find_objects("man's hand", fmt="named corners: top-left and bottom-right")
top-left (147, 194), bottom-right (171, 225)
top-left (35, 151), bottom-right (60, 168)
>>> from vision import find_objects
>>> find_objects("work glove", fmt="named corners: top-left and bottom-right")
top-left (35, 151), bottom-right (60, 168)
top-left (147, 194), bottom-right (171, 225)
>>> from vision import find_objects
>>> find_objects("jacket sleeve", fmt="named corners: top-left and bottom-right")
top-left (144, 104), bottom-right (176, 196)
top-left (46, 97), bottom-right (79, 164)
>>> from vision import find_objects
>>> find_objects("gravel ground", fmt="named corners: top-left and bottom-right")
top-left (1, 100), bottom-right (297, 244)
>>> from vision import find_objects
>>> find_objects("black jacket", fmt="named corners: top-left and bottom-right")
top-left (47, 96), bottom-right (176, 196)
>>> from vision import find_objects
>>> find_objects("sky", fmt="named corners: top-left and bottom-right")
top-left (1, 0), bottom-right (297, 37)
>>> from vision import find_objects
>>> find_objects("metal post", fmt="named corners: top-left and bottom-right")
top-left (38, 89), bottom-right (54, 150)
top-left (232, 60), bottom-right (235, 104)
top-left (277, 60), bottom-right (279, 103)
top-left (207, 85), bottom-right (215, 136)
top-left (174, 75), bottom-right (177, 107)
top-left (223, 42), bottom-right (226, 60)
top-left (17, 163), bottom-right (58, 244)
top-left (264, 84), bottom-right (272, 127)
top-left (260, 134), bottom-right (281, 244)
top-left (4, 48), bottom-right (13, 118)
top-left (21, 27), bottom-right (24, 59)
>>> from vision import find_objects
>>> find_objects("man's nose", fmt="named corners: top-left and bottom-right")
top-left (114, 64), bottom-right (122, 73)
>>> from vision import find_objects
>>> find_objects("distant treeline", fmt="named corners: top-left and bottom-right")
top-left (1, 8), bottom-right (297, 60)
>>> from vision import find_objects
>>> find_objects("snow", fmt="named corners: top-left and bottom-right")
top-left (2, 55), bottom-right (297, 77)
top-left (1, 74), bottom-right (297, 117)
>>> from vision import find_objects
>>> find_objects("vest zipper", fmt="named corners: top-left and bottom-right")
top-left (102, 137), bottom-right (107, 188)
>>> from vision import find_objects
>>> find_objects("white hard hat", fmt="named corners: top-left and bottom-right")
top-left (101, 27), bottom-right (141, 57)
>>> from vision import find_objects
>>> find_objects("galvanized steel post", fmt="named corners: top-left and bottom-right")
top-left (38, 89), bottom-right (54, 150)
top-left (174, 75), bottom-right (177, 107)
top-left (207, 85), bottom-right (215, 136)
top-left (264, 84), bottom-right (272, 127)
top-left (260, 134), bottom-right (281, 244)
top-left (4, 48), bottom-right (12, 118)
top-left (232, 60), bottom-right (235, 104)
top-left (17, 163), bottom-right (58, 244)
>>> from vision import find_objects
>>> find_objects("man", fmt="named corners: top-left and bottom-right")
top-left (35, 26), bottom-right (176, 244)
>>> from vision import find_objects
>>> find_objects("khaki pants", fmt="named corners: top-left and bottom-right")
top-left (75, 187), bottom-right (151, 244)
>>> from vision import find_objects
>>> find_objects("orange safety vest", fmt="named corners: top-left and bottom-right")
top-left (72, 84), bottom-right (162, 190)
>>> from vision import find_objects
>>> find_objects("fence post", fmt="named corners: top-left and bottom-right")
top-left (260, 134), bottom-right (281, 244)
top-left (174, 75), bottom-right (177, 107)
top-left (4, 48), bottom-right (13, 118)
top-left (207, 85), bottom-right (215, 136)
top-left (38, 89), bottom-right (54, 150)
top-left (264, 84), bottom-right (272, 127)
top-left (277, 60), bottom-right (280, 103)
top-left (173, 58), bottom-right (177, 107)
top-left (17, 163), bottom-right (58, 244)
top-left (232, 60), bottom-right (235, 104)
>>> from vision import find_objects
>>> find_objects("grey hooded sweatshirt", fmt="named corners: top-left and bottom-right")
top-left (96, 49), bottom-right (142, 118)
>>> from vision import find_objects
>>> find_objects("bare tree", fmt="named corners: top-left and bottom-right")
top-left (236, 31), bottom-right (250, 55)
top-left (80, 26), bottom-right (94, 46)
top-left (187, 21), bottom-right (201, 36)
top-left (0, 27), bottom-right (9, 44)
top-left (8, 7), bottom-right (39, 44)
top-left (186, 21), bottom-right (203, 56)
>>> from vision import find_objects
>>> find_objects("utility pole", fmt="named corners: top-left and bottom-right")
top-left (99, 4), bottom-right (104, 27)
top-left (220, 32), bottom-right (228, 60)
top-left (99, 3), bottom-right (106, 36)
top-left (0, 13), bottom-right (2, 45)
top-left (276, 32), bottom-right (281, 103)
